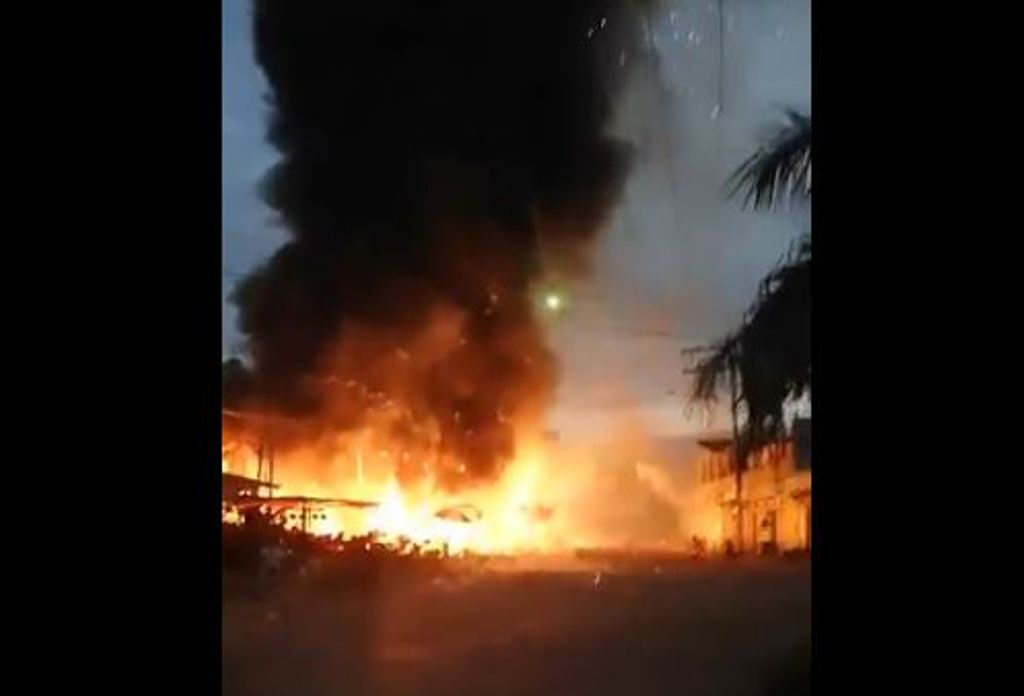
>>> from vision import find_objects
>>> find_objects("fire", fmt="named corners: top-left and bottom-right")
top-left (311, 456), bottom-right (549, 555)
top-left (364, 480), bottom-right (470, 552)
top-left (222, 432), bottom-right (565, 554)
top-left (364, 479), bottom-right (452, 548)
top-left (222, 504), bottom-right (242, 526)
top-left (222, 426), bottom-right (691, 555)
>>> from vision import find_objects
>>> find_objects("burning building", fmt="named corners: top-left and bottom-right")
top-left (223, 472), bottom-right (278, 503)
top-left (690, 418), bottom-right (811, 554)
top-left (221, 1), bottom-right (644, 554)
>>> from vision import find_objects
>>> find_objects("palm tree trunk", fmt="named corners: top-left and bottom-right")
top-left (729, 360), bottom-right (743, 553)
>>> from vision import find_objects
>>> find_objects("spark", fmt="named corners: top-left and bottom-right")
top-left (544, 292), bottom-right (563, 312)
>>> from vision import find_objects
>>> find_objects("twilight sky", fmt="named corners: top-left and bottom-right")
top-left (221, 0), bottom-right (810, 439)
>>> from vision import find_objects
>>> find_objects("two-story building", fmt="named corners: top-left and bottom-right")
top-left (691, 418), bottom-right (811, 553)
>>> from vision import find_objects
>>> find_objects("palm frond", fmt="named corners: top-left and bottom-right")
top-left (691, 334), bottom-right (739, 404)
top-left (689, 234), bottom-right (811, 459)
top-left (735, 243), bottom-right (811, 452)
top-left (688, 110), bottom-right (812, 465)
top-left (726, 111), bottom-right (811, 211)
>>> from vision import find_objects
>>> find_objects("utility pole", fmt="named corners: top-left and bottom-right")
top-left (717, 0), bottom-right (726, 116)
top-left (267, 442), bottom-right (275, 500)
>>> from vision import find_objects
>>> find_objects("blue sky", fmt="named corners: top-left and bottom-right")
top-left (221, 0), bottom-right (811, 437)
top-left (221, 0), bottom-right (282, 355)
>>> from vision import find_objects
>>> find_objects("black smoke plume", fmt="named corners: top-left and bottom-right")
top-left (231, 0), bottom-right (636, 489)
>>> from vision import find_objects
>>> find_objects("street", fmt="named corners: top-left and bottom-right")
top-left (223, 556), bottom-right (810, 696)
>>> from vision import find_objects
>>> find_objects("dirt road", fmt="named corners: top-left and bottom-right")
top-left (223, 557), bottom-right (810, 696)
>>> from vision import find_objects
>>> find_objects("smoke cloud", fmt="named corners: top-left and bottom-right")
top-left (230, 1), bottom-right (638, 488)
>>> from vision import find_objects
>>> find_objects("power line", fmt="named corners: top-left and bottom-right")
top-left (717, 0), bottom-right (726, 116)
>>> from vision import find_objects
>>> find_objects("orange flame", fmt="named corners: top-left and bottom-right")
top-left (222, 427), bottom-right (690, 555)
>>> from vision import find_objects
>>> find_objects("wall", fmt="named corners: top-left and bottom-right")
top-left (691, 439), bottom-right (811, 553)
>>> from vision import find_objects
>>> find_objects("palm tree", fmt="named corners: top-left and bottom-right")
top-left (691, 110), bottom-right (812, 472)
top-left (726, 110), bottom-right (811, 211)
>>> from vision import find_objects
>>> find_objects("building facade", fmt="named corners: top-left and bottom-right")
top-left (691, 418), bottom-right (811, 553)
